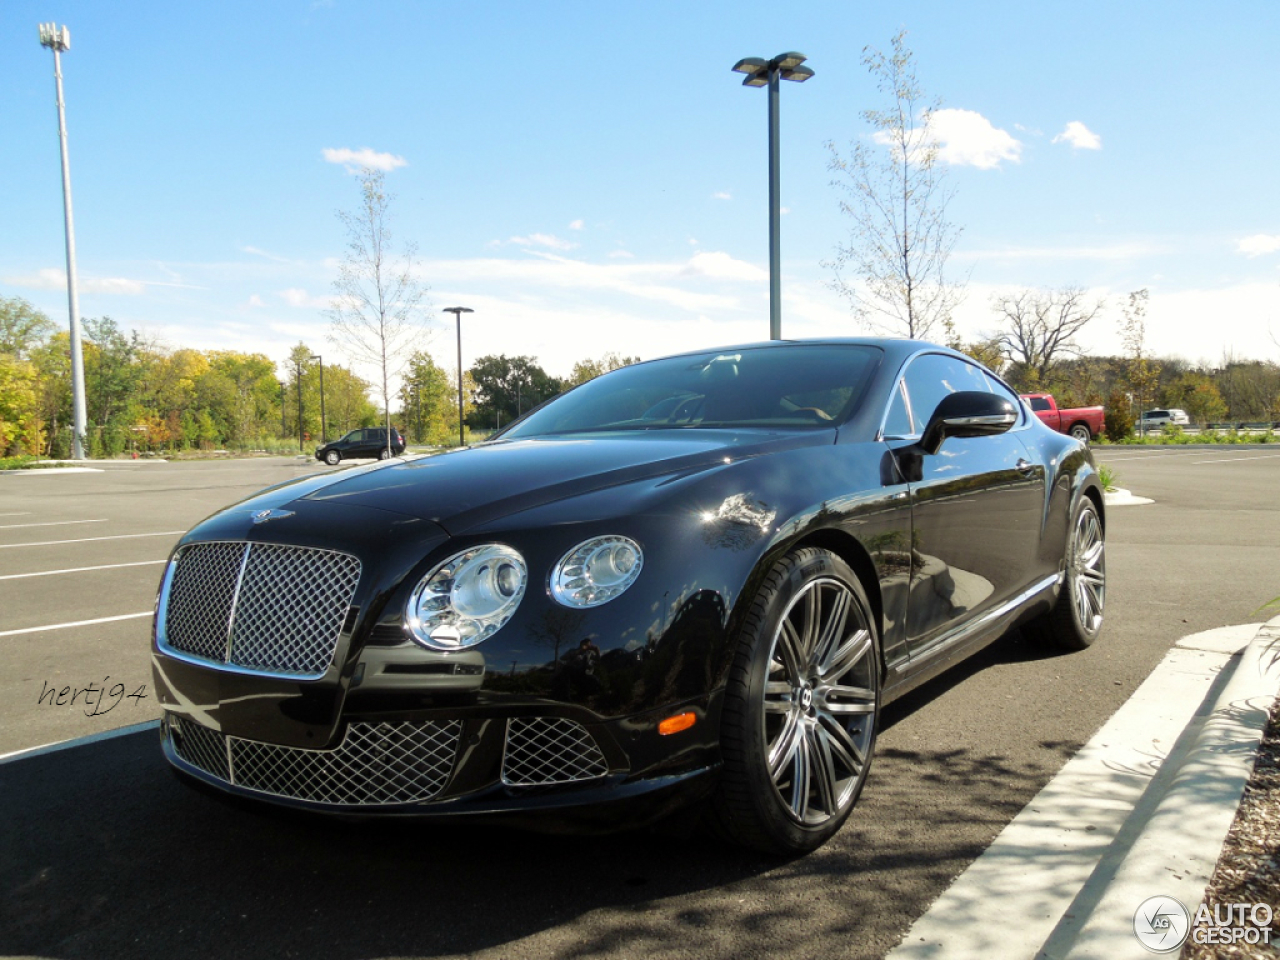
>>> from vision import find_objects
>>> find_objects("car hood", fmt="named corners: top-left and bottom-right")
top-left (290, 429), bottom-right (830, 533)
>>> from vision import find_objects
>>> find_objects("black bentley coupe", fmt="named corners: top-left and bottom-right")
top-left (151, 339), bottom-right (1105, 854)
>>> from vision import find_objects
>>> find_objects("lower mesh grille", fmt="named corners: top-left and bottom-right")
top-left (169, 716), bottom-right (460, 805)
top-left (502, 717), bottom-right (609, 786)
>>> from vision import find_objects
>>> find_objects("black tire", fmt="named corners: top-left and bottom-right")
top-left (711, 547), bottom-right (880, 855)
top-left (1028, 496), bottom-right (1105, 650)
top-left (324, 450), bottom-right (340, 466)
top-left (1069, 423), bottom-right (1092, 445)
top-left (378, 448), bottom-right (392, 460)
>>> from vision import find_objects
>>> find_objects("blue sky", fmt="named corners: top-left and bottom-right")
top-left (4, 0), bottom-right (1278, 386)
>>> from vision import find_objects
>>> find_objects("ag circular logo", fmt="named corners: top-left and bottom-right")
top-left (1134, 896), bottom-right (1191, 952)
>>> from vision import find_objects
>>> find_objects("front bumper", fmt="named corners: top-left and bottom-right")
top-left (158, 692), bottom-right (721, 828)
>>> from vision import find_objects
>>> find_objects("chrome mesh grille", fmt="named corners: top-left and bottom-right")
top-left (502, 717), bottom-right (609, 786)
top-left (169, 716), bottom-right (461, 805)
top-left (162, 542), bottom-right (361, 677)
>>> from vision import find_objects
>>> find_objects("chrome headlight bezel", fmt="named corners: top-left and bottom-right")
top-left (550, 535), bottom-right (644, 609)
top-left (406, 544), bottom-right (528, 650)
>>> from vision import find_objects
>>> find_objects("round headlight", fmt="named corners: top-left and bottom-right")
top-left (551, 536), bottom-right (644, 608)
top-left (406, 544), bottom-right (527, 650)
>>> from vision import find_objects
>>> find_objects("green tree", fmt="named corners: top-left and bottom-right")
top-left (1120, 290), bottom-right (1160, 429)
top-left (826, 30), bottom-right (963, 339)
top-left (1164, 371), bottom-right (1228, 426)
top-left (566, 352), bottom-right (640, 388)
top-left (0, 354), bottom-right (42, 454)
top-left (398, 351), bottom-right (453, 444)
top-left (0, 297), bottom-right (56, 360)
top-left (468, 355), bottom-right (561, 429)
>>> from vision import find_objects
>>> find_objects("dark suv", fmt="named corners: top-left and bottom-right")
top-left (315, 427), bottom-right (405, 465)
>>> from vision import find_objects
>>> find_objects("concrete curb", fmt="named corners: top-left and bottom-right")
top-left (885, 617), bottom-right (1280, 959)
top-left (1058, 616), bottom-right (1280, 959)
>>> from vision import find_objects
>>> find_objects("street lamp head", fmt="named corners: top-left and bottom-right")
top-left (38, 23), bottom-right (70, 51)
top-left (780, 64), bottom-right (814, 83)
top-left (309, 355), bottom-right (322, 363)
top-left (732, 52), bottom-right (813, 87)
top-left (443, 306), bottom-right (474, 316)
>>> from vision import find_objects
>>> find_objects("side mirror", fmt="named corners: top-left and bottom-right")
top-left (919, 391), bottom-right (1018, 455)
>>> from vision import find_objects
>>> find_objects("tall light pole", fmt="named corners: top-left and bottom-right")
top-left (731, 52), bottom-right (814, 341)
top-left (292, 358), bottom-right (304, 452)
top-left (39, 23), bottom-right (89, 459)
top-left (443, 307), bottom-right (473, 447)
top-left (309, 355), bottom-right (327, 443)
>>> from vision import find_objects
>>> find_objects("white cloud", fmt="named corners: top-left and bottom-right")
top-left (246, 294), bottom-right (265, 308)
top-left (680, 251), bottom-right (768, 283)
top-left (3, 268), bottom-right (147, 295)
top-left (508, 233), bottom-right (578, 251)
top-left (959, 241), bottom-right (1167, 263)
top-left (568, 219), bottom-right (585, 231)
top-left (1237, 234), bottom-right (1280, 257)
top-left (321, 147), bottom-right (408, 173)
top-left (712, 191), bottom-right (732, 200)
top-left (925, 108), bottom-right (1022, 169)
top-left (241, 245), bottom-right (292, 263)
top-left (608, 250), bottom-right (635, 259)
top-left (1052, 121), bottom-right (1102, 150)
top-left (279, 287), bottom-right (332, 309)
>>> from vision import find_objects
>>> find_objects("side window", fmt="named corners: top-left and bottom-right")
top-left (1028, 396), bottom-right (1050, 412)
top-left (900, 354), bottom-right (991, 433)
top-left (882, 380), bottom-right (914, 438)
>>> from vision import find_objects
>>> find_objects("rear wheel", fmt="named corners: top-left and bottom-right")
top-left (711, 547), bottom-right (879, 855)
top-left (1069, 423), bottom-right (1092, 444)
top-left (378, 448), bottom-right (392, 460)
top-left (1028, 497), bottom-right (1105, 650)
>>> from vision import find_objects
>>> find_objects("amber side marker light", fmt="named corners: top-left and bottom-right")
top-left (658, 711), bottom-right (698, 736)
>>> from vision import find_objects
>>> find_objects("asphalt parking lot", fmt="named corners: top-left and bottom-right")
top-left (2, 449), bottom-right (1278, 960)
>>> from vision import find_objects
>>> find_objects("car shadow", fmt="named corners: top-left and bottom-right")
top-left (2, 639), bottom-right (1079, 960)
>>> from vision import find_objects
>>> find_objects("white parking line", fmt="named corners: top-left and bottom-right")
top-left (0, 720), bottom-right (159, 764)
top-left (0, 560), bottom-right (167, 581)
top-left (0, 531), bottom-right (185, 550)
top-left (0, 611), bottom-right (152, 637)
top-left (0, 518), bottom-right (107, 530)
top-left (0, 512), bottom-right (33, 518)
top-left (1192, 453), bottom-right (1280, 464)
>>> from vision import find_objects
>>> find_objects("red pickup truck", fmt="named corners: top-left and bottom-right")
top-left (1020, 393), bottom-right (1105, 443)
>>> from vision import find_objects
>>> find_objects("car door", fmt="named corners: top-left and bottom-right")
top-left (883, 353), bottom-right (1046, 657)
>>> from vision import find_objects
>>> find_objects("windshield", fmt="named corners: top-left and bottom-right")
top-left (500, 344), bottom-right (881, 439)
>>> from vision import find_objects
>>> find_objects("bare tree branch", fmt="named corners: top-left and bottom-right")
top-left (991, 287), bottom-right (1104, 387)
top-left (826, 31), bottom-right (964, 341)
top-left (327, 168), bottom-right (431, 452)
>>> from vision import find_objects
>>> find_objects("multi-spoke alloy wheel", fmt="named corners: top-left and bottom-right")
top-left (763, 577), bottom-right (877, 825)
top-left (1029, 496), bottom-right (1105, 650)
top-left (712, 547), bottom-right (879, 854)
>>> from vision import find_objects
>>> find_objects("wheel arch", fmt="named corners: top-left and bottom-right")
top-left (775, 527), bottom-right (886, 676)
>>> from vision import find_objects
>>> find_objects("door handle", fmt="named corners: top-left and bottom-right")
top-left (1016, 458), bottom-right (1036, 475)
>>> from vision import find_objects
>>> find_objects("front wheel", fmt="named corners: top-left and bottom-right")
top-left (711, 547), bottom-right (879, 855)
top-left (1069, 423), bottom-right (1092, 444)
top-left (1028, 496), bottom-right (1105, 650)
top-left (324, 450), bottom-right (340, 466)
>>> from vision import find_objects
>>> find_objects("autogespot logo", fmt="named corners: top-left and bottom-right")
top-left (1134, 896), bottom-right (1191, 953)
